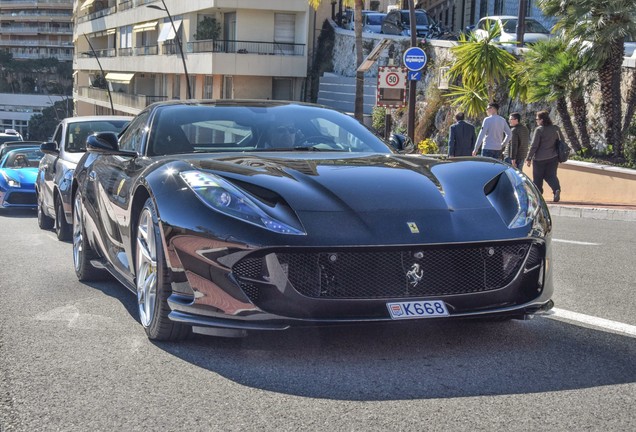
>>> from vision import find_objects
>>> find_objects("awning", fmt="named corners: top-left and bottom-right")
top-left (105, 72), bottom-right (135, 84)
top-left (90, 28), bottom-right (116, 38)
top-left (157, 20), bottom-right (182, 42)
top-left (80, 0), bottom-right (95, 11)
top-left (133, 21), bottom-right (158, 32)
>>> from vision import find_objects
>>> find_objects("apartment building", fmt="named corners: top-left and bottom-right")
top-left (73, 0), bottom-right (318, 116)
top-left (416, 0), bottom-right (554, 33)
top-left (0, 0), bottom-right (73, 61)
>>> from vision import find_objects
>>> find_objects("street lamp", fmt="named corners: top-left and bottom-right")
top-left (147, 0), bottom-right (192, 99)
top-left (83, 34), bottom-right (114, 114)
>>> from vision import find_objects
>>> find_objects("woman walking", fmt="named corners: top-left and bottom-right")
top-left (526, 111), bottom-right (562, 202)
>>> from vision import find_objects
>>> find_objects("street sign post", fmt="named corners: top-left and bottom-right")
top-left (402, 47), bottom-right (428, 73)
top-left (377, 66), bottom-right (407, 108)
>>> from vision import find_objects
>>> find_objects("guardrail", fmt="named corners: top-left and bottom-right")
top-left (186, 39), bottom-right (305, 56)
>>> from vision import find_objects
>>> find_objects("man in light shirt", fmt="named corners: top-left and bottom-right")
top-left (472, 102), bottom-right (511, 160)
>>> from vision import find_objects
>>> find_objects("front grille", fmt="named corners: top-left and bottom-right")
top-left (6, 192), bottom-right (36, 205)
top-left (233, 242), bottom-right (539, 300)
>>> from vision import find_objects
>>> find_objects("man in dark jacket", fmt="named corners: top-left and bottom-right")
top-left (448, 112), bottom-right (475, 157)
top-left (504, 112), bottom-right (530, 171)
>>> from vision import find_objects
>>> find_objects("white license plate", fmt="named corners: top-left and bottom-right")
top-left (386, 300), bottom-right (449, 319)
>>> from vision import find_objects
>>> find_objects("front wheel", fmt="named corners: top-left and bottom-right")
top-left (37, 191), bottom-right (54, 230)
top-left (55, 195), bottom-right (72, 241)
top-left (136, 198), bottom-right (190, 341)
top-left (72, 191), bottom-right (106, 281)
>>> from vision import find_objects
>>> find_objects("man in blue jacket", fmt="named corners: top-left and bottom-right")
top-left (472, 102), bottom-right (511, 159)
top-left (447, 112), bottom-right (475, 157)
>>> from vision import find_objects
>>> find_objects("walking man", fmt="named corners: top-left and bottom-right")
top-left (472, 102), bottom-right (511, 160)
top-left (448, 112), bottom-right (475, 157)
top-left (504, 112), bottom-right (530, 171)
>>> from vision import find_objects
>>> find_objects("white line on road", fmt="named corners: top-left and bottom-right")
top-left (552, 239), bottom-right (601, 246)
top-left (548, 307), bottom-right (636, 338)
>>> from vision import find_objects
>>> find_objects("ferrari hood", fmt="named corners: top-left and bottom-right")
top-left (192, 154), bottom-right (505, 213)
top-left (164, 154), bottom-right (531, 243)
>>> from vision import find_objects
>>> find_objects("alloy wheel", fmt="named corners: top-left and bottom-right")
top-left (136, 208), bottom-right (157, 328)
top-left (72, 194), bottom-right (83, 272)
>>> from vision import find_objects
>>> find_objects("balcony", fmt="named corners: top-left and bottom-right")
top-left (77, 5), bottom-right (116, 24)
top-left (186, 39), bottom-right (305, 56)
top-left (79, 48), bottom-right (116, 58)
top-left (76, 86), bottom-right (167, 111)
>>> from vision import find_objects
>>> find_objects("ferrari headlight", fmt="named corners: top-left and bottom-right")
top-left (180, 170), bottom-right (305, 235)
top-left (1, 171), bottom-right (20, 188)
top-left (505, 168), bottom-right (539, 228)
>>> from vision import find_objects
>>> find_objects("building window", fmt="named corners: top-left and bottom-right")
top-left (223, 76), bottom-right (233, 99)
top-left (173, 75), bottom-right (180, 99)
top-left (479, 0), bottom-right (487, 18)
top-left (272, 78), bottom-right (293, 101)
top-left (274, 13), bottom-right (295, 55)
top-left (204, 76), bottom-right (213, 99)
top-left (494, 0), bottom-right (503, 15)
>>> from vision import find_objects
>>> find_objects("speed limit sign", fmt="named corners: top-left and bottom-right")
top-left (378, 67), bottom-right (406, 89)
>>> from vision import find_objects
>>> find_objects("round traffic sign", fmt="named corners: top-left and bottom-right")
top-left (403, 47), bottom-right (427, 72)
top-left (385, 72), bottom-right (400, 87)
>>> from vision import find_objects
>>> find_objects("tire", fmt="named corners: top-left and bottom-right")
top-left (136, 198), bottom-right (190, 341)
top-left (72, 191), bottom-right (107, 281)
top-left (37, 191), bottom-right (54, 230)
top-left (55, 195), bottom-right (72, 241)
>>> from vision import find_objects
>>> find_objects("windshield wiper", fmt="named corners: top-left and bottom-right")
top-left (253, 146), bottom-right (347, 152)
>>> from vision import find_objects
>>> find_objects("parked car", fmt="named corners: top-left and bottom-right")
top-left (362, 12), bottom-right (387, 34)
top-left (625, 40), bottom-right (636, 57)
top-left (381, 9), bottom-right (440, 39)
top-left (71, 100), bottom-right (553, 341)
top-left (0, 131), bottom-right (23, 145)
top-left (474, 16), bottom-right (552, 44)
top-left (0, 147), bottom-right (45, 209)
top-left (36, 116), bottom-right (132, 240)
top-left (0, 141), bottom-right (42, 160)
top-left (342, 9), bottom-right (372, 31)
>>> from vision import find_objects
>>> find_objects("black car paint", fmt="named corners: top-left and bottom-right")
top-left (72, 101), bottom-right (553, 334)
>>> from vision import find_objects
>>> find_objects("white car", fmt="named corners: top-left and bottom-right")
top-left (474, 15), bottom-right (552, 44)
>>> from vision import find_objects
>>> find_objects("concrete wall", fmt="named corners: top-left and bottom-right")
top-left (542, 161), bottom-right (636, 206)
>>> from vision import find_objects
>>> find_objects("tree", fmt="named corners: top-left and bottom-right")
top-left (27, 100), bottom-right (72, 141)
top-left (540, 0), bottom-right (636, 156)
top-left (520, 37), bottom-right (593, 153)
top-left (445, 23), bottom-right (516, 117)
top-left (193, 16), bottom-right (221, 41)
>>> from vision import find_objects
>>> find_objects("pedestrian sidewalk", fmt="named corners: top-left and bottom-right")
top-left (547, 202), bottom-right (636, 222)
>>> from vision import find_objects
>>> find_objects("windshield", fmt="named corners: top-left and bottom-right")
top-left (65, 119), bottom-right (130, 152)
top-left (502, 19), bottom-right (549, 34)
top-left (0, 135), bottom-right (22, 145)
top-left (1, 148), bottom-right (44, 168)
top-left (146, 103), bottom-right (393, 156)
top-left (400, 11), bottom-right (430, 26)
top-left (366, 14), bottom-right (385, 26)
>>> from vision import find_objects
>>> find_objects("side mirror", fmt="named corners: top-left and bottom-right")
top-left (40, 141), bottom-right (59, 155)
top-left (86, 132), bottom-right (136, 157)
top-left (389, 133), bottom-right (417, 154)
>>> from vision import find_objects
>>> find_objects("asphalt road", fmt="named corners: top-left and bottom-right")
top-left (1, 209), bottom-right (635, 431)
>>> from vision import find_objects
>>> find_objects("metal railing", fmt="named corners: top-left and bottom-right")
top-left (77, 86), bottom-right (168, 110)
top-left (134, 45), bottom-right (158, 56)
top-left (186, 39), bottom-right (305, 56)
top-left (77, 6), bottom-right (116, 24)
top-left (79, 48), bottom-right (116, 58)
top-left (118, 47), bottom-right (133, 57)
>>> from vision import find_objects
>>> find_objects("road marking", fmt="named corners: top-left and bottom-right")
top-left (548, 307), bottom-right (636, 338)
top-left (552, 239), bottom-right (601, 246)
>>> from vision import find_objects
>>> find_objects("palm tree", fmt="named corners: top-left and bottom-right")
top-left (445, 23), bottom-right (516, 117)
top-left (540, 0), bottom-right (636, 156)
top-left (520, 37), bottom-right (594, 153)
top-left (309, 0), bottom-right (364, 121)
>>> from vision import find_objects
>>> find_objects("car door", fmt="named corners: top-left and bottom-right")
top-left (86, 111), bottom-right (151, 282)
top-left (39, 122), bottom-right (64, 215)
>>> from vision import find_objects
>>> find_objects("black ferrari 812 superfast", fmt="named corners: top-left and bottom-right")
top-left (72, 100), bottom-right (553, 341)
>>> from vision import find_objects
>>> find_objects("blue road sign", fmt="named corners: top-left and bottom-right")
top-left (408, 71), bottom-right (422, 81)
top-left (403, 47), bottom-right (427, 72)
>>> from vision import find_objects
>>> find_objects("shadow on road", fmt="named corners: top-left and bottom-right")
top-left (146, 316), bottom-right (636, 401)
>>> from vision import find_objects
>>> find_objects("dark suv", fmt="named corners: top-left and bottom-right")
top-left (381, 9), bottom-right (439, 38)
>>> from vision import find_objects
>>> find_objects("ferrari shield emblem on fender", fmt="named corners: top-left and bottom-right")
top-left (407, 222), bottom-right (419, 233)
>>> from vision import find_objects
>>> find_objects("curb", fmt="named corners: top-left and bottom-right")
top-left (547, 205), bottom-right (636, 222)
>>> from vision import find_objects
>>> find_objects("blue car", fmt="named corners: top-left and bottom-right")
top-left (0, 147), bottom-right (44, 209)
